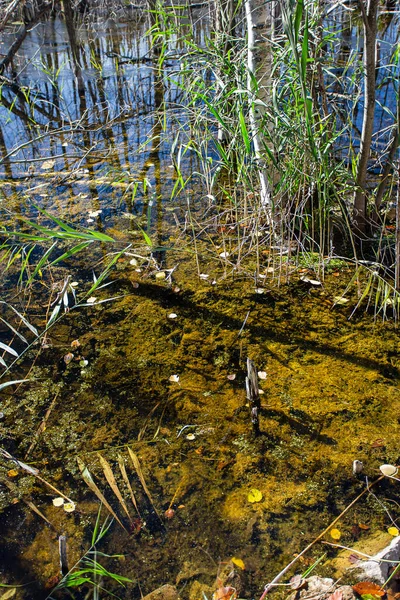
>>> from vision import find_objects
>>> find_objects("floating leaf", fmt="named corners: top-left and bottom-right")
top-left (63, 502), bottom-right (76, 513)
top-left (7, 469), bottom-right (18, 477)
top-left (352, 582), bottom-right (385, 597)
top-left (231, 557), bottom-right (245, 570)
top-left (219, 252), bottom-right (229, 259)
top-left (155, 272), bottom-right (166, 280)
top-left (86, 297), bottom-right (97, 304)
top-left (300, 277), bottom-right (322, 286)
top-left (388, 527), bottom-right (399, 536)
top-left (52, 497), bottom-right (64, 507)
top-left (330, 528), bottom-right (341, 540)
top-left (168, 313), bottom-right (178, 319)
top-left (248, 488), bottom-right (263, 503)
top-left (358, 523), bottom-right (370, 530)
top-left (186, 433), bottom-right (196, 441)
top-left (71, 340), bottom-right (81, 350)
top-left (333, 296), bottom-right (349, 305)
top-left (169, 375), bottom-right (180, 383)
top-left (227, 374), bottom-right (236, 381)
top-left (257, 371), bottom-right (267, 380)
top-left (41, 160), bottom-right (55, 170)
top-left (380, 464), bottom-right (398, 477)
top-left (254, 288), bottom-right (265, 294)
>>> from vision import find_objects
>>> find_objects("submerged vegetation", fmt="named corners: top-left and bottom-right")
top-left (0, 0), bottom-right (400, 598)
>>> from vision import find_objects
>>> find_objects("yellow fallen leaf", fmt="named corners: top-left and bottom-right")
top-left (330, 528), bottom-right (341, 540)
top-left (231, 557), bottom-right (245, 570)
top-left (7, 469), bottom-right (18, 478)
top-left (248, 488), bottom-right (262, 503)
top-left (388, 527), bottom-right (399, 537)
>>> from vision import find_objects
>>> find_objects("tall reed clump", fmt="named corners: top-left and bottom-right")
top-left (156, 0), bottom-right (400, 308)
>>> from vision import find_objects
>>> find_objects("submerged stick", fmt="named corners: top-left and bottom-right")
top-left (245, 357), bottom-right (261, 435)
top-left (58, 535), bottom-right (69, 575)
top-left (259, 475), bottom-right (385, 599)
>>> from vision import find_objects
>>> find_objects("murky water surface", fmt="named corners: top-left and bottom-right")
top-left (1, 6), bottom-right (400, 600)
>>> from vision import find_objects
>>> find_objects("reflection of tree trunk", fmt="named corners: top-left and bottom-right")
top-left (0, 1), bottom-right (57, 74)
top-left (0, 0), bottom-right (23, 32)
top-left (63, 0), bottom-right (85, 95)
top-left (138, 67), bottom-right (165, 259)
top-left (215, 0), bottom-right (235, 142)
top-left (0, 124), bottom-right (13, 180)
top-left (353, 0), bottom-right (379, 232)
top-left (374, 87), bottom-right (399, 213)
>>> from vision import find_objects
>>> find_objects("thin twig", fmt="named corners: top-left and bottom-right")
top-left (259, 475), bottom-right (385, 598)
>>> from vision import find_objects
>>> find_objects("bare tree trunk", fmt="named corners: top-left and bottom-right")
top-left (244, 0), bottom-right (272, 209)
top-left (353, 0), bottom-right (379, 232)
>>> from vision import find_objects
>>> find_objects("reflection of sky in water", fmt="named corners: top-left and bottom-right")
top-left (0, 11), bottom-right (211, 232)
top-left (0, 4), bottom-right (399, 228)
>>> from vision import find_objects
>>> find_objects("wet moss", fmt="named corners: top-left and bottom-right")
top-left (2, 272), bottom-right (400, 598)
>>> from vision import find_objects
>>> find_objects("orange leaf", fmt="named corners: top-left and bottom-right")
top-left (358, 523), bottom-right (370, 530)
top-left (353, 582), bottom-right (385, 597)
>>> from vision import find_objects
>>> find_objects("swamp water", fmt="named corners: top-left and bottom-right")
top-left (1, 6), bottom-right (400, 600)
